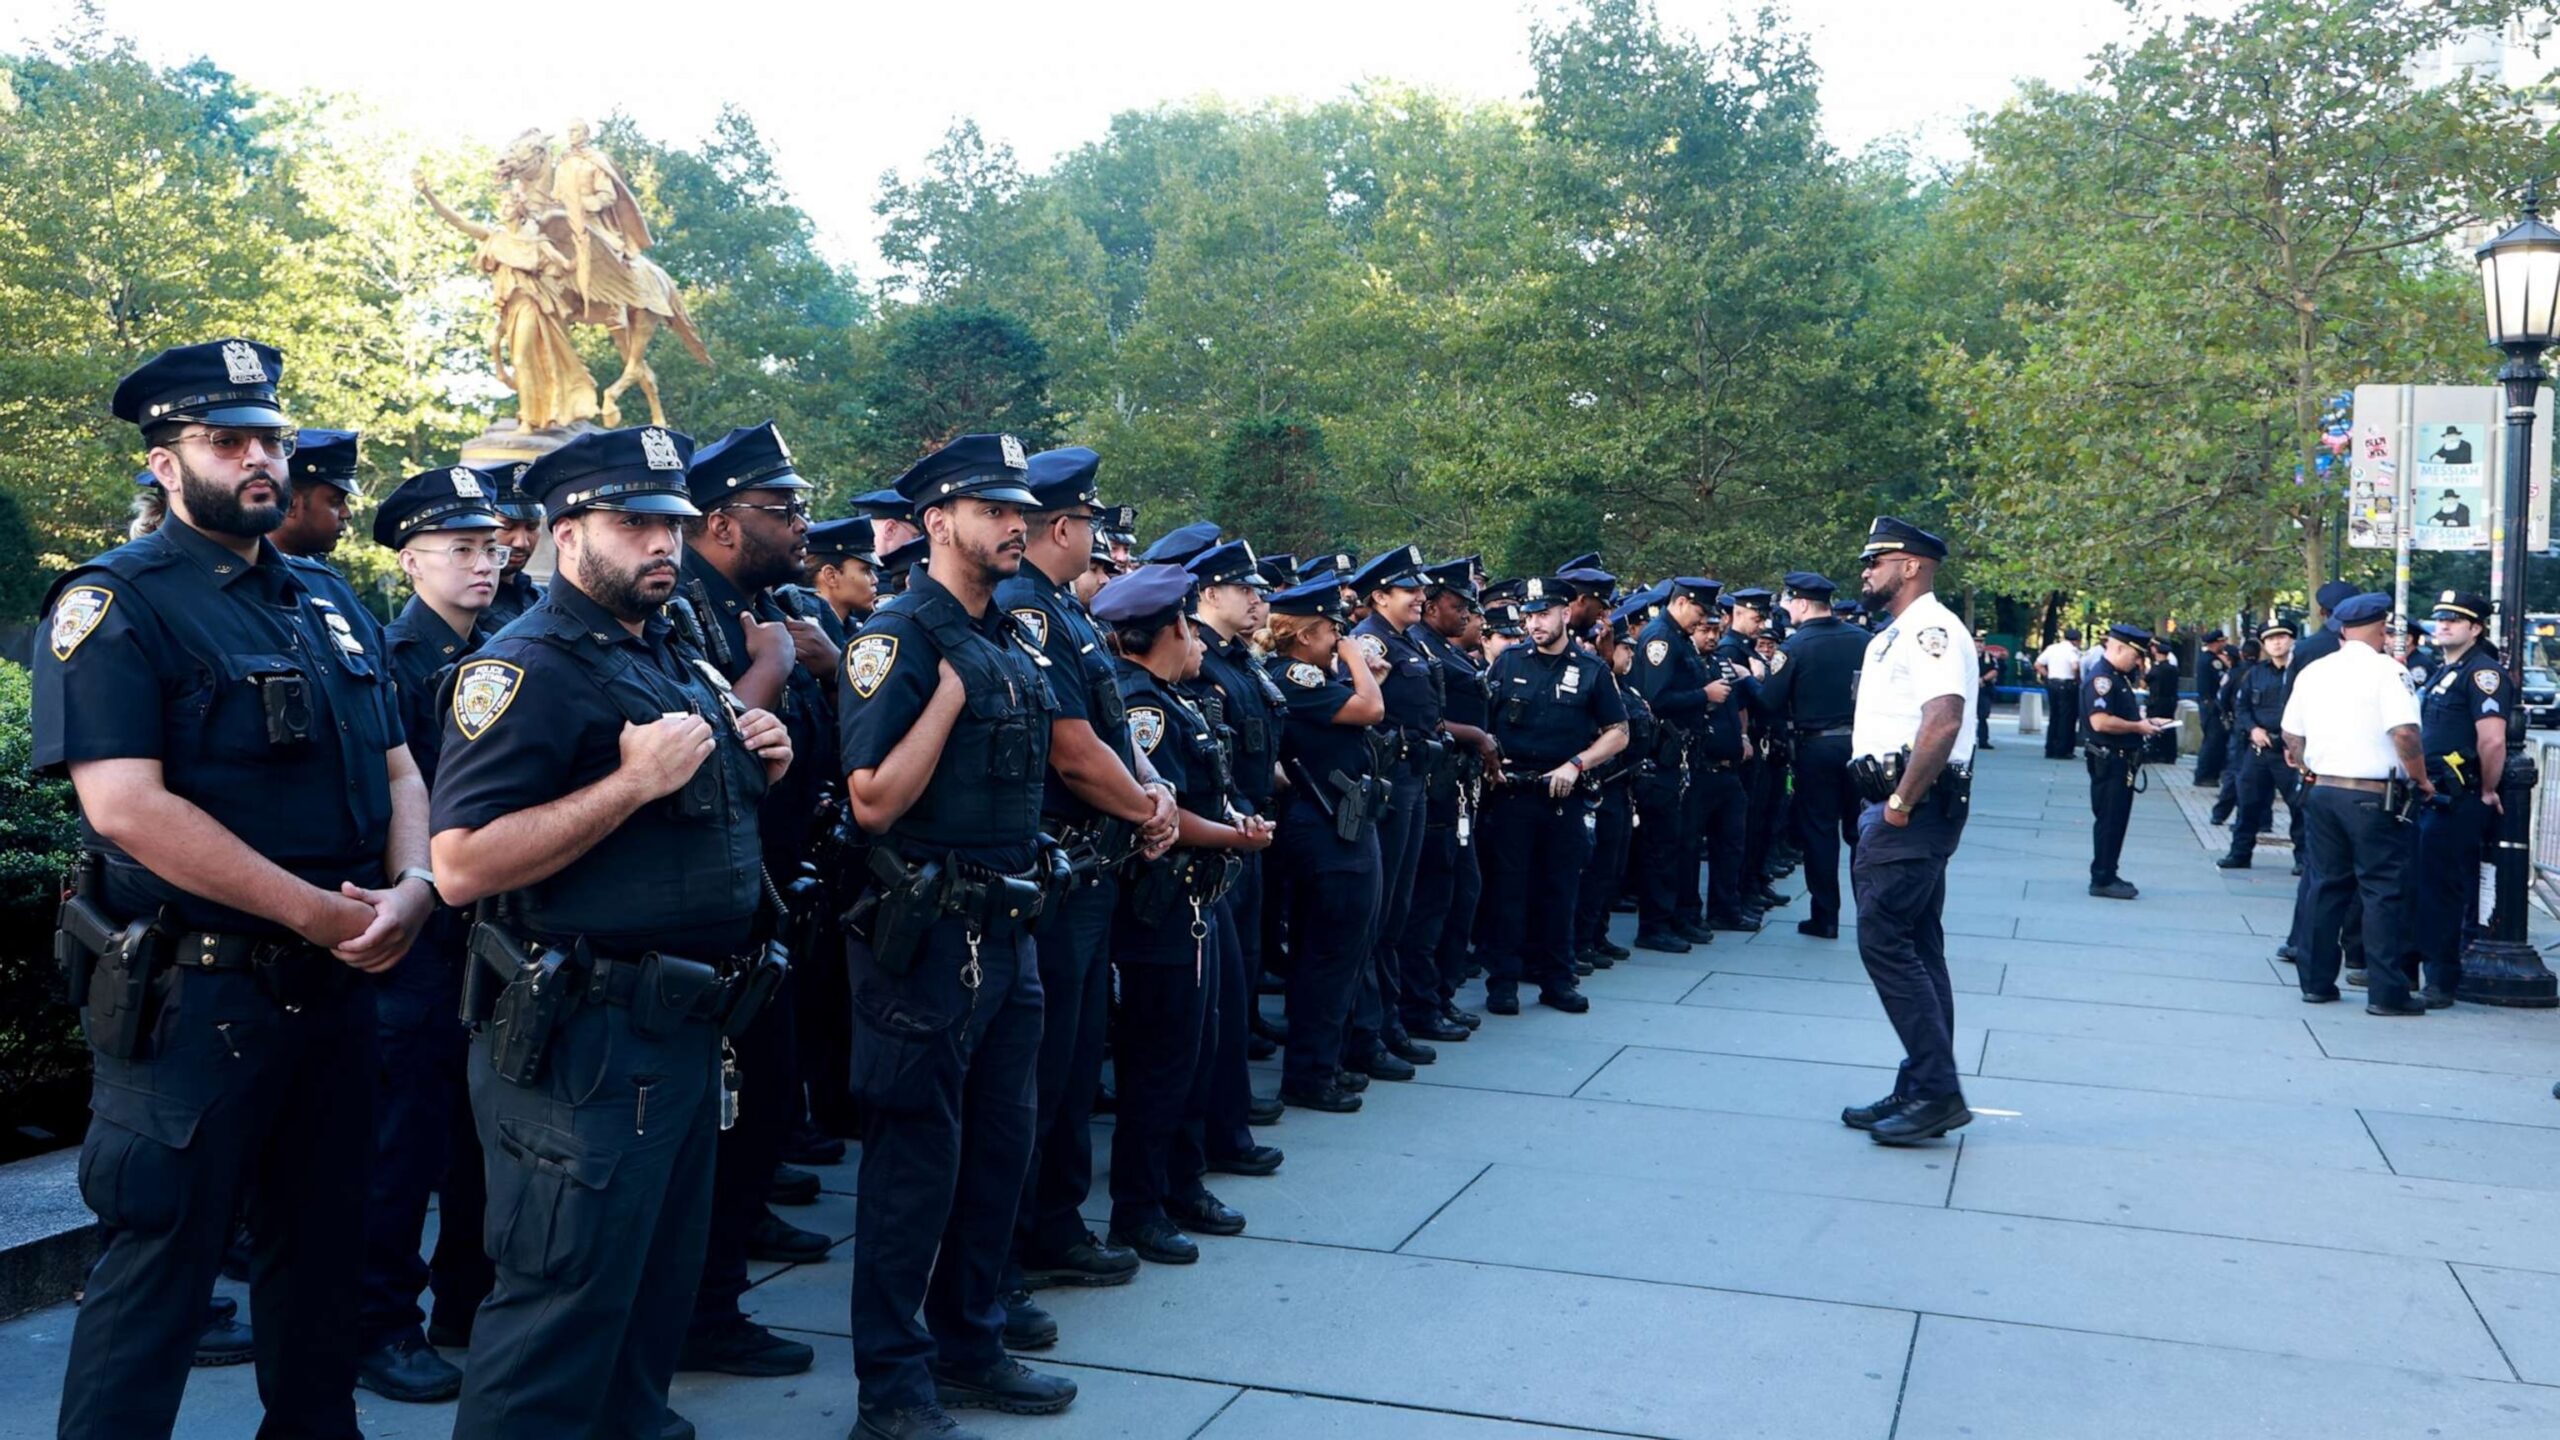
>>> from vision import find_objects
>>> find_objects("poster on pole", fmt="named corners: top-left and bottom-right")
top-left (2346, 384), bottom-right (2400, 550)
top-left (2410, 419), bottom-right (2488, 550)
top-left (2349, 383), bottom-right (2551, 554)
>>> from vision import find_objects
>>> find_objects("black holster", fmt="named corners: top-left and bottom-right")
top-left (478, 924), bottom-right (579, 1087)
top-left (1850, 749), bottom-right (1909, 804)
top-left (851, 846), bottom-right (947, 978)
top-left (1326, 769), bottom-right (1375, 843)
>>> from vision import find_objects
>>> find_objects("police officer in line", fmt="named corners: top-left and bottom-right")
top-left (2216, 621), bottom-right (2299, 869)
top-left (2278, 593), bottom-right (2434, 1014)
top-left (2209, 635), bottom-right (2260, 825)
top-left (805, 516), bottom-right (882, 644)
top-left (429, 424), bottom-right (792, 1440)
top-left (1576, 612), bottom-right (1647, 972)
top-left (1626, 578), bottom-right (1722, 953)
top-left (993, 446), bottom-right (1177, 1328)
top-left (1401, 558), bottom-right (1496, 1040)
top-left (1092, 564), bottom-right (1276, 1263)
top-left (836, 435), bottom-right (1080, 1438)
top-left (355, 465), bottom-right (511, 1404)
top-left (1760, 571), bottom-right (1864, 939)
top-left (479, 460), bottom-right (549, 627)
top-left (1839, 517), bottom-right (1979, 1147)
top-left (1476, 577), bottom-right (1630, 1014)
top-left (1694, 599), bottom-right (1764, 931)
top-left (2083, 623), bottom-right (2176, 900)
top-left (2194, 629), bottom-right (2233, 786)
top-left (1347, 545), bottom-right (1446, 1077)
top-left (271, 425), bottom-right (362, 566)
top-left (2412, 590), bottom-right (2510, 1006)
top-left (670, 421), bottom-right (841, 1378)
top-left (1263, 576), bottom-right (1391, 1113)
top-left (39, 339), bottom-right (433, 1440)
top-left (1720, 586), bottom-right (1788, 903)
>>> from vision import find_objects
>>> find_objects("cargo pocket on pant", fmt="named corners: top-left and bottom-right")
top-left (847, 988), bottom-right (953, 1114)
top-left (79, 1082), bottom-right (206, 1235)
top-left (484, 1114), bottom-right (619, 1285)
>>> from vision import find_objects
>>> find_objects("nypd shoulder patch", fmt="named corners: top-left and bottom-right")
top-left (1130, 705), bottom-right (1166, 754)
top-left (451, 660), bottom-right (524, 741)
top-left (848, 635), bottom-right (899, 699)
top-left (1286, 661), bottom-right (1326, 689)
top-left (1356, 634), bottom-right (1388, 665)
top-left (49, 585), bottom-right (114, 661)
top-left (1917, 626), bottom-right (1949, 657)
top-left (1645, 638), bottom-right (1670, 666)
top-left (2475, 667), bottom-right (2502, 695)
top-left (1012, 608), bottom-right (1050, 648)
top-left (2093, 675), bottom-right (2112, 696)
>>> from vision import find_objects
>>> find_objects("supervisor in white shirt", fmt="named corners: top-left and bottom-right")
top-left (2280, 637), bottom-right (2421, 780)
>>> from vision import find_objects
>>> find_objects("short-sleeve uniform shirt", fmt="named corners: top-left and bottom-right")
top-left (2280, 639), bottom-right (2420, 780)
top-left (1852, 591), bottom-right (1978, 765)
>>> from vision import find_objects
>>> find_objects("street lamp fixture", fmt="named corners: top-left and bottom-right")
top-left (2461, 183), bottom-right (2560, 1007)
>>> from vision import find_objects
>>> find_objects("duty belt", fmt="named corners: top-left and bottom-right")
top-left (1794, 724), bottom-right (1853, 739)
top-left (2317, 776), bottom-right (2391, 795)
top-left (168, 930), bottom-right (325, 973)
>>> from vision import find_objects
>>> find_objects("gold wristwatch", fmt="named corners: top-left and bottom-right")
top-left (1885, 794), bottom-right (1909, 814)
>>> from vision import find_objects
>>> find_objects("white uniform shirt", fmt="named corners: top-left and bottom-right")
top-left (2035, 641), bottom-right (2081, 681)
top-left (1853, 590), bottom-right (1979, 766)
top-left (2278, 638), bottom-right (2418, 780)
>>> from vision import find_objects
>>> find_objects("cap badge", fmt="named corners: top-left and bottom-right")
top-left (220, 340), bottom-right (267, 385)
top-left (774, 430), bottom-right (793, 463)
top-left (449, 467), bottom-right (484, 498)
top-left (1526, 578), bottom-right (1545, 600)
top-left (641, 428), bottom-right (682, 471)
top-left (999, 434), bottom-right (1028, 469)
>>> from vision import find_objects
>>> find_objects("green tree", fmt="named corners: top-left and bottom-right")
top-left (1206, 415), bottom-right (1350, 557)
top-left (860, 302), bottom-right (1062, 465)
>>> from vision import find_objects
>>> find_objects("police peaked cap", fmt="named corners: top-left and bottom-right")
top-left (372, 466), bottom-right (503, 548)
top-left (1297, 551), bottom-right (1355, 583)
top-left (1666, 577), bottom-right (1720, 606)
top-left (878, 533), bottom-right (929, 579)
top-left (1143, 520), bottom-right (1223, 566)
top-left (1782, 571), bottom-right (1836, 601)
top-left (850, 487), bottom-right (916, 524)
top-left (1266, 577), bottom-right (1350, 622)
top-left (1255, 552), bottom-right (1299, 587)
top-left (1518, 576), bottom-right (1569, 614)
top-left (2332, 592), bottom-right (2392, 627)
top-left (1094, 501), bottom-right (1138, 539)
top-left (688, 421), bottom-right (810, 508)
top-left (475, 462), bottom-right (544, 521)
top-left (1860, 516), bottom-right (1947, 562)
top-left (890, 433), bottom-right (1037, 510)
top-left (1091, 563), bottom-right (1195, 626)
top-left (806, 517), bottom-right (879, 567)
top-left (2314, 580), bottom-right (2359, 614)
top-left (521, 426), bottom-right (700, 519)
top-left (2432, 590), bottom-right (2492, 622)
top-left (1728, 586), bottom-right (1775, 613)
top-left (1187, 539), bottom-right (1269, 590)
top-left (113, 338), bottom-right (288, 428)
top-left (1422, 558), bottom-right (1478, 600)
top-left (1557, 567), bottom-right (1618, 600)
top-left (1350, 545), bottom-right (1429, 594)
top-left (2104, 622), bottom-right (2153, 646)
top-left (1023, 447), bottom-right (1103, 512)
top-left (290, 429), bottom-right (362, 495)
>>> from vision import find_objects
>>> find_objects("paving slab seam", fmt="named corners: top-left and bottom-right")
top-left (1881, 1312), bottom-right (1924, 1440)
top-left (2350, 1109), bottom-right (2399, 1174)
top-left (1566, 1045), bottom-right (1631, 1099)
top-left (1182, 1385), bottom-right (1248, 1439)
top-left (1973, 1052), bottom-right (2560, 1126)
top-left (1892, 1307), bottom-right (2524, 1388)
top-left (2446, 1263), bottom-right (2528, 1384)
top-left (1392, 1163), bottom-right (1495, 1253)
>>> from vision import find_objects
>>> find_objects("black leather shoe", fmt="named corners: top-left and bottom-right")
top-left (2214, 853), bottom-right (2250, 869)
top-left (2274, 946), bottom-right (2299, 965)
top-left (2208, 806), bottom-right (2234, 825)
top-left (1839, 1094), bottom-right (1908, 1132)
top-left (355, 1334), bottom-right (461, 1400)
top-left (1632, 931), bottom-right (1693, 954)
top-left (2366, 999), bottom-right (2429, 1017)
top-left (1596, 939), bottom-right (1631, 960)
top-left (1280, 1081), bottom-right (1362, 1113)
top-left (2291, 860), bottom-right (2304, 876)
top-left (1247, 1094), bottom-right (1285, 1126)
top-left (2301, 988), bottom-right (2341, 1003)
top-left (1484, 990), bottom-right (1522, 1016)
top-left (767, 1163), bottom-right (820, 1206)
top-left (662, 1410), bottom-right (697, 1440)
top-left (207, 1294), bottom-right (237, 1324)
top-left (1796, 919), bottom-right (1839, 939)
top-left (1246, 1033), bottom-right (1278, 1061)
top-left (1388, 1034), bottom-right (1438, 1065)
top-left (1572, 957), bottom-right (1595, 977)
top-left (1752, 888), bottom-right (1790, 910)
top-left (781, 1123), bottom-right (847, 1167)
top-left (1357, 1049), bottom-right (1418, 1081)
top-left (1002, 1290), bottom-right (1058, 1351)
top-left (1092, 1078), bottom-right (1115, 1116)
top-left (746, 1208), bottom-right (833, 1263)
top-left (1538, 985), bottom-right (1591, 1014)
top-left (1169, 1190), bottom-right (1247, 1235)
top-left (679, 1316), bottom-right (815, 1376)
top-left (425, 1315), bottom-right (473, 1349)
top-left (1020, 1231), bottom-right (1140, 1289)
top-left (1708, 913), bottom-right (1763, 933)
top-left (1674, 919), bottom-right (1717, 943)
top-left (1579, 947), bottom-right (1616, 971)
top-left (932, 1356), bottom-right (1079, 1416)
top-left (1335, 1068), bottom-right (1371, 1093)
top-left (2345, 968), bottom-right (2368, 989)
top-left (1443, 1002), bottom-right (1483, 1029)
top-left (1208, 1144), bottom-right (1284, 1177)
top-left (1870, 1094), bottom-right (1970, 1145)
top-left (2088, 879), bottom-right (2139, 900)
top-left (193, 1304), bottom-right (253, 1367)
top-left (855, 1403), bottom-right (986, 1440)
top-left (1110, 1218), bottom-right (1199, 1265)
top-left (2420, 987), bottom-right (2456, 1009)
top-left (1408, 1014), bottom-right (1470, 1043)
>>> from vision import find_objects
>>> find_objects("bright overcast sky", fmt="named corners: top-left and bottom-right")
top-left (16, 0), bottom-right (2167, 272)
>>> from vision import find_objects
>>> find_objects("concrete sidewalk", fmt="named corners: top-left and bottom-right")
top-left (6, 717), bottom-right (2559, 1438)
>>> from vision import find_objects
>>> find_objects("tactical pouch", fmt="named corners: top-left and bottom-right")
top-left (719, 942), bottom-right (788, 1038)
top-left (631, 951), bottom-right (724, 1041)
top-left (488, 943), bottom-right (577, 1087)
top-left (1123, 854), bottom-right (1189, 927)
top-left (856, 847), bottom-right (945, 978)
top-left (1025, 840), bottom-right (1074, 934)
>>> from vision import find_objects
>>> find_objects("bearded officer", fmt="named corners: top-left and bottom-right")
top-left (1760, 572), bottom-right (1862, 939)
top-left (2411, 590), bottom-right (2508, 1006)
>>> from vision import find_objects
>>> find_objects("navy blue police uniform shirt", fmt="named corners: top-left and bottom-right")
top-left (430, 579), bottom-right (767, 958)
top-left (484, 569), bottom-right (543, 628)
top-left (1489, 644), bottom-right (1627, 767)
top-left (997, 561), bottom-right (1134, 821)
top-left (838, 569), bottom-right (1059, 874)
top-left (1628, 613), bottom-right (1710, 729)
top-left (383, 596), bottom-right (493, 785)
top-left (2232, 654), bottom-right (2288, 737)
top-left (1192, 626), bottom-right (1285, 811)
top-left (1414, 624), bottom-right (1489, 736)
top-left (1268, 651), bottom-right (1374, 788)
top-left (1117, 658), bottom-right (1223, 819)
top-left (680, 551), bottom-right (835, 859)
top-left (1762, 615), bottom-right (1864, 731)
top-left (1350, 614), bottom-right (1442, 764)
top-left (33, 518), bottom-right (404, 937)
top-left (1715, 630), bottom-right (1773, 724)
top-left (2421, 648), bottom-right (2511, 761)
top-left (2083, 658), bottom-right (2145, 753)
top-left (1696, 647), bottom-right (1751, 762)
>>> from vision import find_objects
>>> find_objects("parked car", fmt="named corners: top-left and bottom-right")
top-left (2525, 666), bottom-right (2559, 729)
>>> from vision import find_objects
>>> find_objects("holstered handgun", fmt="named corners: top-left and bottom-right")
top-left (852, 846), bottom-right (946, 977)
top-left (1850, 748), bottom-right (1910, 804)
top-left (56, 855), bottom-right (169, 1060)
top-left (484, 931), bottom-right (580, 1088)
top-left (1326, 769), bottom-right (1372, 842)
top-left (720, 941), bottom-right (788, 1038)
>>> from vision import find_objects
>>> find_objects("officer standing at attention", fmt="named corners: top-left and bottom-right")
top-left (1402, 558), bottom-right (1495, 1040)
top-left (356, 465), bottom-right (510, 1403)
top-left (477, 461), bottom-right (548, 627)
top-left (2195, 630), bottom-right (2233, 786)
top-left (996, 446), bottom-right (1176, 1326)
top-left (1577, 611), bottom-right (1651, 969)
top-left (2411, 590), bottom-right (2508, 1006)
top-left (39, 340), bottom-right (435, 1440)
top-left (2083, 623), bottom-right (2176, 899)
top-left (1760, 572), bottom-right (1863, 939)
top-left (1838, 517), bottom-right (1979, 1147)
top-left (1721, 587), bottom-right (1788, 908)
top-left (1627, 578), bottom-right (1721, 953)
top-left (2036, 628), bottom-right (2083, 759)
top-left (2279, 593), bottom-right (2433, 1013)
top-left (430, 425), bottom-right (792, 1440)
top-left (2217, 622), bottom-right (2301, 869)
top-left (837, 434), bottom-right (1083, 1438)
top-left (1347, 546), bottom-right (1445, 1078)
top-left (806, 516), bottom-right (882, 643)
top-left (1476, 577), bottom-right (1629, 1014)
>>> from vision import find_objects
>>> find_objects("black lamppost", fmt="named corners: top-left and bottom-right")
top-left (2460, 185), bottom-right (2560, 1007)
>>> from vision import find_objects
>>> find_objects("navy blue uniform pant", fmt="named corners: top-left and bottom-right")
top-left (1201, 892), bottom-right (1256, 1162)
top-left (2195, 709), bottom-right (2229, 785)
top-left (1576, 782), bottom-right (1633, 951)
top-left (847, 921), bottom-right (1042, 1411)
top-left (1010, 875), bottom-right (1115, 1268)
top-left (1110, 917), bottom-right (1216, 1229)
top-left (2088, 749), bottom-right (2137, 884)
top-left (358, 943), bottom-right (489, 1351)
top-left (1273, 795), bottom-right (1379, 1092)
top-left (1792, 735), bottom-right (1857, 928)
top-left (2229, 744), bottom-right (2298, 859)
top-left (2299, 785), bottom-right (2419, 1005)
top-left (2043, 681), bottom-right (2078, 758)
top-left (1478, 786), bottom-right (1596, 998)
top-left (1354, 761), bottom-right (1425, 1054)
top-left (1694, 763), bottom-right (1750, 922)
top-left (1851, 795), bottom-right (1969, 1104)
top-left (451, 996), bottom-right (719, 1440)
top-left (1438, 795), bottom-right (1486, 1002)
top-left (1634, 760), bottom-right (1697, 934)
top-left (60, 971), bottom-right (373, 1440)
top-left (1398, 786), bottom-right (1463, 1028)
top-left (2414, 787), bottom-right (2493, 993)
top-left (692, 972), bottom-right (799, 1332)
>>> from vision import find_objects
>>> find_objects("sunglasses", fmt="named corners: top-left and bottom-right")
top-left (172, 427), bottom-right (298, 460)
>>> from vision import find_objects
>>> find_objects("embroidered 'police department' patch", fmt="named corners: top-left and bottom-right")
top-left (1130, 706), bottom-right (1165, 754)
top-left (1012, 608), bottom-right (1049, 647)
top-left (1917, 626), bottom-right (1949, 657)
top-left (1287, 661), bottom-right (1326, 689)
top-left (2093, 675), bottom-right (2112, 695)
top-left (2476, 668), bottom-right (2502, 694)
top-left (1645, 639), bottom-right (1670, 666)
top-left (50, 586), bottom-right (113, 660)
top-left (1356, 634), bottom-right (1387, 665)
top-left (452, 660), bottom-right (524, 740)
top-left (848, 635), bottom-right (898, 699)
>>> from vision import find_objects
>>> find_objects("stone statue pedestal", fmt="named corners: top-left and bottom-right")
top-left (458, 416), bottom-right (601, 470)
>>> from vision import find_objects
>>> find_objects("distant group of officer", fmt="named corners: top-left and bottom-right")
top-left (2039, 580), bottom-right (2514, 1017)
top-left (35, 337), bottom-right (1986, 1440)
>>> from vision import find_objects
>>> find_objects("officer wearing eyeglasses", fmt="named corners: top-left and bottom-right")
top-left (39, 338), bottom-right (436, 1440)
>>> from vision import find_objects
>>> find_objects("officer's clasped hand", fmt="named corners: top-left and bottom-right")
top-left (734, 706), bottom-right (795, 783)
top-left (1543, 762), bottom-right (1578, 798)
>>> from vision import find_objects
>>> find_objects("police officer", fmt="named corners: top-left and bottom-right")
top-left (806, 516), bottom-right (882, 643)
top-left (356, 464), bottom-right (510, 1403)
top-left (1577, 608), bottom-right (1651, 968)
top-left (1092, 565), bottom-right (1276, 1262)
top-left (1839, 517), bottom-right (1978, 1147)
top-left (673, 421), bottom-right (837, 1379)
top-left (1477, 577), bottom-right (1629, 1013)
top-left (2037, 628), bottom-right (2083, 759)
top-left (1722, 586), bottom-right (1788, 905)
top-left (40, 339), bottom-right (434, 1440)
top-left (1761, 572), bottom-right (1863, 939)
top-left (478, 460), bottom-right (548, 627)
top-left (1696, 600), bottom-right (1762, 931)
top-left (1347, 545), bottom-right (1444, 1077)
top-left (2211, 636), bottom-right (2260, 825)
top-left (1626, 578), bottom-right (1721, 952)
top-left (272, 425), bottom-right (362, 566)
top-left (837, 434), bottom-right (1080, 1438)
top-left (2279, 593), bottom-right (2433, 1014)
top-left (1264, 577), bottom-right (1389, 1112)
top-left (430, 425), bottom-right (792, 1440)
top-left (995, 446), bottom-right (1175, 1317)
top-left (2084, 623), bottom-right (2176, 899)
top-left (1402, 558), bottom-right (1495, 1038)
top-left (2217, 622), bottom-right (2299, 869)
top-left (2412, 590), bottom-right (2509, 1006)
top-left (2195, 629), bottom-right (2233, 786)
